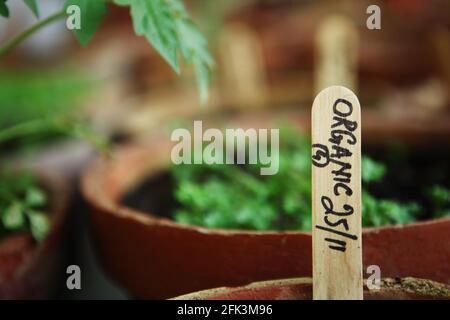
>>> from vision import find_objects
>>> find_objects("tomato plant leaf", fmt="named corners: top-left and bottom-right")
top-left (3, 202), bottom-right (25, 229)
top-left (25, 187), bottom-right (46, 206)
top-left (27, 210), bottom-right (49, 242)
top-left (113, 0), bottom-right (213, 102)
top-left (65, 0), bottom-right (107, 46)
top-left (23, 0), bottom-right (39, 18)
top-left (114, 0), bottom-right (181, 73)
top-left (0, 171), bottom-right (50, 242)
top-left (174, 14), bottom-right (214, 103)
top-left (0, 0), bottom-right (9, 18)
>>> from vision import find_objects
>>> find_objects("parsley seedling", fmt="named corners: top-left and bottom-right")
top-left (171, 129), bottom-right (447, 231)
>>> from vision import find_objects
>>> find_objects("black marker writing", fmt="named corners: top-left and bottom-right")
top-left (313, 97), bottom-right (358, 252)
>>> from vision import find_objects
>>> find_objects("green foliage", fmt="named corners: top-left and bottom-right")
top-left (171, 129), bottom-right (436, 231)
top-left (192, 0), bottom-right (255, 42)
top-left (427, 185), bottom-right (450, 218)
top-left (23, 0), bottom-right (39, 18)
top-left (172, 129), bottom-right (311, 231)
top-left (0, 68), bottom-right (94, 151)
top-left (0, 123), bottom-right (108, 244)
top-left (0, 171), bottom-right (49, 242)
top-left (0, 69), bottom-right (91, 126)
top-left (361, 154), bottom-right (420, 226)
top-left (64, 0), bottom-right (107, 46)
top-left (0, 0), bottom-right (9, 17)
top-left (0, 69), bottom-right (107, 242)
top-left (62, 120), bottom-right (110, 153)
top-left (362, 192), bottom-right (420, 227)
top-left (113, 0), bottom-right (213, 102)
top-left (361, 156), bottom-right (386, 183)
top-left (1, 0), bottom-right (213, 102)
top-left (114, 0), bottom-right (180, 73)
top-left (0, 0), bottom-right (39, 18)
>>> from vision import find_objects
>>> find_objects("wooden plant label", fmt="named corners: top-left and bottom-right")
top-left (311, 86), bottom-right (363, 300)
top-left (220, 24), bottom-right (267, 108)
top-left (314, 15), bottom-right (359, 95)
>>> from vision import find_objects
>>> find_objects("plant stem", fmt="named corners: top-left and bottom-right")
top-left (0, 117), bottom-right (111, 155)
top-left (0, 10), bottom-right (66, 57)
top-left (0, 118), bottom-right (60, 144)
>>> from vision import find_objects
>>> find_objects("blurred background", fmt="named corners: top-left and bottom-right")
top-left (0, 0), bottom-right (449, 299)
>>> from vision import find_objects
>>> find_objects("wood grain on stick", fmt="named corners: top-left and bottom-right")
top-left (314, 16), bottom-right (359, 94)
top-left (312, 86), bottom-right (363, 300)
top-left (220, 24), bottom-right (267, 109)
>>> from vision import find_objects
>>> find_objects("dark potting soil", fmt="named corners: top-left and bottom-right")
top-left (361, 144), bottom-right (450, 217)
top-left (122, 171), bottom-right (177, 220)
top-left (121, 144), bottom-right (450, 223)
top-left (379, 277), bottom-right (450, 298)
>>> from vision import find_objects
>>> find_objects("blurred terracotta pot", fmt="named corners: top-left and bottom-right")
top-left (81, 110), bottom-right (450, 299)
top-left (223, 0), bottom-right (450, 112)
top-left (232, 0), bottom-right (441, 83)
top-left (0, 174), bottom-right (69, 299)
top-left (173, 277), bottom-right (450, 300)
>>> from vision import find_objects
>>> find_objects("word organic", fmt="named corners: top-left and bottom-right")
top-left (171, 121), bottom-right (279, 175)
top-left (312, 98), bottom-right (360, 252)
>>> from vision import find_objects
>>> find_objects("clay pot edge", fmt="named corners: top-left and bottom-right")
top-left (81, 142), bottom-right (450, 238)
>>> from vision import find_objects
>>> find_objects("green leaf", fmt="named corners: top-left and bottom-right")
top-left (362, 156), bottom-right (386, 183)
top-left (175, 17), bottom-right (213, 103)
top-left (439, 210), bottom-right (450, 218)
top-left (0, 171), bottom-right (51, 241)
top-left (428, 185), bottom-right (450, 206)
top-left (170, 129), bottom-right (424, 231)
top-left (428, 185), bottom-right (450, 218)
top-left (3, 202), bottom-right (25, 229)
top-left (194, 56), bottom-right (211, 104)
top-left (115, 0), bottom-right (180, 72)
top-left (0, 0), bottom-right (9, 18)
top-left (113, 0), bottom-right (213, 102)
top-left (27, 210), bottom-right (49, 242)
top-left (62, 121), bottom-right (111, 154)
top-left (65, 0), bottom-right (107, 46)
top-left (168, 0), bottom-right (214, 102)
top-left (25, 187), bottom-right (46, 206)
top-left (23, 0), bottom-right (39, 18)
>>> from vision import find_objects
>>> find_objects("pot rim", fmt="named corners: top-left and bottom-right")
top-left (171, 276), bottom-right (450, 300)
top-left (81, 139), bottom-right (450, 237)
top-left (171, 277), bottom-right (312, 300)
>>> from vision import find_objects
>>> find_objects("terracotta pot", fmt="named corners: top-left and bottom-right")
top-left (173, 277), bottom-right (450, 300)
top-left (82, 111), bottom-right (450, 299)
top-left (0, 174), bottom-right (69, 299)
